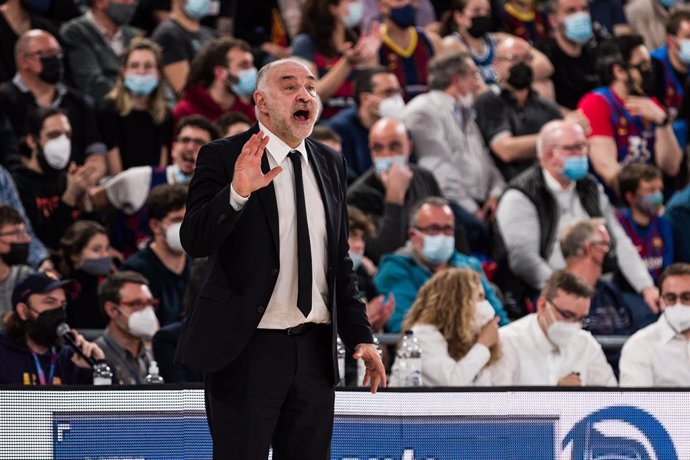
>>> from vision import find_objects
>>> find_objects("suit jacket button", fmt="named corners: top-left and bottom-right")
top-left (256, 305), bottom-right (265, 314)
top-left (217, 213), bottom-right (226, 224)
top-left (270, 268), bottom-right (278, 276)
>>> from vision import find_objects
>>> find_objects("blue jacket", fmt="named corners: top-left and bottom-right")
top-left (374, 245), bottom-right (509, 333)
top-left (666, 184), bottom-right (690, 263)
top-left (0, 331), bottom-right (93, 385)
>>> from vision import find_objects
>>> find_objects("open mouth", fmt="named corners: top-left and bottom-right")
top-left (293, 109), bottom-right (311, 121)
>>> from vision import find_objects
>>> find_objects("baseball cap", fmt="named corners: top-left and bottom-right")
top-left (12, 273), bottom-right (80, 309)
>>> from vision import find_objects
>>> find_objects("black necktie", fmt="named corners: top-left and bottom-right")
top-left (288, 150), bottom-right (312, 318)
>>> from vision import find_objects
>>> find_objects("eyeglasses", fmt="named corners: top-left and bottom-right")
top-left (414, 225), bottom-right (455, 235)
top-left (548, 298), bottom-right (590, 327)
top-left (554, 143), bottom-right (589, 155)
top-left (0, 229), bottom-right (30, 239)
top-left (23, 50), bottom-right (63, 60)
top-left (589, 240), bottom-right (611, 250)
top-left (661, 292), bottom-right (690, 306)
top-left (176, 136), bottom-right (207, 147)
top-left (629, 61), bottom-right (651, 73)
top-left (117, 298), bottom-right (160, 311)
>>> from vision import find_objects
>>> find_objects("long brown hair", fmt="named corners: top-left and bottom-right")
top-left (402, 268), bottom-right (501, 365)
top-left (106, 38), bottom-right (168, 124)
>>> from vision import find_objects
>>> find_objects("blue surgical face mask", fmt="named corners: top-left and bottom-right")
top-left (124, 74), bottom-right (159, 96)
top-left (659, 0), bottom-right (679, 8)
top-left (183, 0), bottom-right (210, 20)
top-left (171, 164), bottom-right (192, 184)
top-left (678, 38), bottom-right (690, 65)
top-left (344, 0), bottom-right (364, 28)
top-left (389, 4), bottom-right (416, 28)
top-left (420, 234), bottom-right (455, 265)
top-left (349, 251), bottom-right (363, 271)
top-left (374, 155), bottom-right (406, 174)
top-left (563, 12), bottom-right (593, 44)
top-left (640, 192), bottom-right (664, 215)
top-left (231, 67), bottom-right (257, 98)
top-left (562, 155), bottom-right (589, 181)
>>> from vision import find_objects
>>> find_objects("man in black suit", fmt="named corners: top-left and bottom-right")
top-left (177, 58), bottom-right (386, 459)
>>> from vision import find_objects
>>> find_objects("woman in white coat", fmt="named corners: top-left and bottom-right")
top-left (402, 268), bottom-right (501, 386)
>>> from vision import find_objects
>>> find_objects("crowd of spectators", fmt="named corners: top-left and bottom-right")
top-left (1, 0), bottom-right (690, 389)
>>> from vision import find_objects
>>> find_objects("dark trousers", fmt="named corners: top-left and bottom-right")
top-left (204, 325), bottom-right (335, 460)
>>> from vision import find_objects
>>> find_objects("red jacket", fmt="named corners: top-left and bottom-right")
top-left (172, 85), bottom-right (256, 126)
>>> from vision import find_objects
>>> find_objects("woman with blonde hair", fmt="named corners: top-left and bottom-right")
top-left (402, 267), bottom-right (500, 386)
top-left (97, 38), bottom-right (173, 175)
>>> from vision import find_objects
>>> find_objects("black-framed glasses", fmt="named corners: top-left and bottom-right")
top-left (414, 225), bottom-right (455, 235)
top-left (548, 298), bottom-right (590, 327)
top-left (23, 50), bottom-right (63, 60)
top-left (176, 136), bottom-right (207, 147)
top-left (661, 292), bottom-right (690, 306)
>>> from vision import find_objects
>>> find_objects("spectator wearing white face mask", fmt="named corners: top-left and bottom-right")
top-left (488, 270), bottom-right (617, 386)
top-left (620, 263), bottom-right (690, 386)
top-left (12, 107), bottom-right (99, 251)
top-left (120, 184), bottom-right (191, 326)
top-left (402, 268), bottom-right (501, 386)
top-left (95, 271), bottom-right (160, 385)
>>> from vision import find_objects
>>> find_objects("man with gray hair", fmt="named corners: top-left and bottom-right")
top-left (494, 119), bottom-right (658, 317)
top-left (561, 218), bottom-right (635, 337)
top-left (178, 58), bottom-right (385, 458)
top-left (404, 52), bottom-right (505, 229)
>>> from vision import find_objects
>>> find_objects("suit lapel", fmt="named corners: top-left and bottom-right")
top-left (256, 151), bottom-right (280, 254)
top-left (306, 141), bottom-right (337, 268)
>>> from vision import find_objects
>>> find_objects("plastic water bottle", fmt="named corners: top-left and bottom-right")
top-left (357, 336), bottom-right (382, 386)
top-left (145, 360), bottom-right (165, 384)
top-left (403, 330), bottom-right (423, 387)
top-left (336, 336), bottom-right (346, 387)
top-left (92, 362), bottom-right (113, 386)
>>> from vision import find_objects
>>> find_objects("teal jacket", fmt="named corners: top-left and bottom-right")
top-left (374, 245), bottom-right (509, 333)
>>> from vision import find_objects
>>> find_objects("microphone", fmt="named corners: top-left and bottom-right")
top-left (56, 322), bottom-right (96, 368)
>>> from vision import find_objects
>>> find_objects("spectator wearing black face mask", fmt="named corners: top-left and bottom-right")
top-left (0, 0), bottom-right (60, 83)
top-left (58, 220), bottom-right (114, 329)
top-left (474, 36), bottom-right (562, 182)
top-left (12, 107), bottom-right (100, 250)
top-left (577, 34), bottom-right (683, 200)
top-left (0, 205), bottom-right (34, 317)
top-left (0, 273), bottom-right (105, 385)
top-left (0, 29), bottom-right (107, 181)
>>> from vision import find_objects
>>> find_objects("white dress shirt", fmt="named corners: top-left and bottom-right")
top-left (495, 168), bottom-right (654, 292)
top-left (411, 324), bottom-right (492, 386)
top-left (619, 314), bottom-right (690, 387)
top-left (488, 314), bottom-right (617, 386)
top-left (230, 123), bottom-right (330, 328)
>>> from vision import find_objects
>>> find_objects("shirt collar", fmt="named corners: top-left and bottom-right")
top-left (258, 121), bottom-right (308, 165)
top-left (85, 10), bottom-right (123, 42)
top-left (12, 73), bottom-right (68, 104)
top-left (528, 313), bottom-right (559, 354)
top-left (543, 167), bottom-right (576, 193)
top-left (659, 313), bottom-right (683, 344)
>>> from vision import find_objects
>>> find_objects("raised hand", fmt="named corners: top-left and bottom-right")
top-left (381, 163), bottom-right (413, 206)
top-left (232, 132), bottom-right (282, 197)
top-left (624, 97), bottom-right (666, 125)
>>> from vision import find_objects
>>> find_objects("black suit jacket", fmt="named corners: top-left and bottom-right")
top-left (176, 125), bottom-right (373, 381)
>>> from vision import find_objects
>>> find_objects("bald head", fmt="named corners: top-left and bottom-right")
top-left (255, 58), bottom-right (314, 93)
top-left (537, 120), bottom-right (585, 159)
top-left (496, 36), bottom-right (531, 59)
top-left (15, 29), bottom-right (59, 61)
top-left (369, 117), bottom-right (411, 161)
